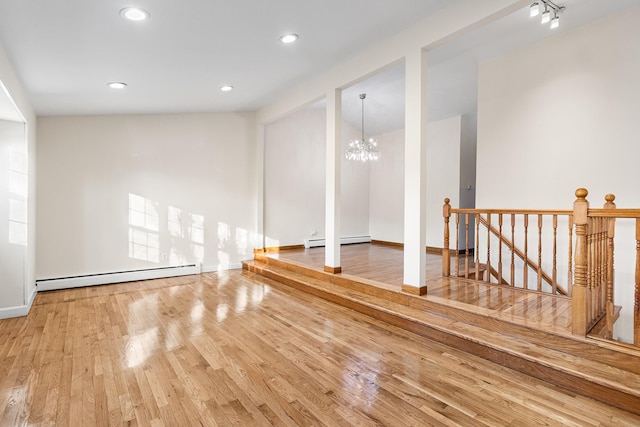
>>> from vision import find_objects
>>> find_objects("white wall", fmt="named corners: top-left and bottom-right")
top-left (264, 107), bottom-right (369, 247)
top-left (36, 113), bottom-right (257, 279)
top-left (0, 120), bottom-right (27, 308)
top-left (0, 40), bottom-right (37, 315)
top-left (459, 114), bottom-right (477, 210)
top-left (458, 114), bottom-right (477, 248)
top-left (369, 128), bottom-right (405, 243)
top-left (426, 116), bottom-right (464, 248)
top-left (477, 7), bottom-right (640, 341)
top-left (369, 116), bottom-right (472, 247)
top-left (264, 108), bottom-right (326, 246)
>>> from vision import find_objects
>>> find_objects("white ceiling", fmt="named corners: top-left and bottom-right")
top-left (0, 0), bottom-right (451, 116)
top-left (338, 0), bottom-right (640, 135)
top-left (0, 0), bottom-right (639, 133)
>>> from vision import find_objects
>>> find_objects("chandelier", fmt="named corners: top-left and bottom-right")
top-left (345, 93), bottom-right (379, 162)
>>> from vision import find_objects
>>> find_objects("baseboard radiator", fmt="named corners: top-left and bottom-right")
top-left (36, 264), bottom-right (201, 292)
top-left (304, 235), bottom-right (371, 249)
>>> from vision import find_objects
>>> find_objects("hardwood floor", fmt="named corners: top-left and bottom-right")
top-left (265, 244), bottom-right (573, 335)
top-left (1, 270), bottom-right (639, 426)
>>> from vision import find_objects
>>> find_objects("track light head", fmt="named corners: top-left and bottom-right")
top-left (541, 9), bottom-right (551, 24)
top-left (530, 2), bottom-right (540, 17)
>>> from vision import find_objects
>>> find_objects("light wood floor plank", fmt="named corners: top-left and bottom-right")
top-left (1, 270), bottom-right (639, 425)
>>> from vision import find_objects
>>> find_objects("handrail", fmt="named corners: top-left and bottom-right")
top-left (588, 209), bottom-right (640, 218)
top-left (452, 208), bottom-right (572, 215)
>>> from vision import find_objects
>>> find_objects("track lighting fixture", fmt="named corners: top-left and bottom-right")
top-left (529, 1), bottom-right (565, 29)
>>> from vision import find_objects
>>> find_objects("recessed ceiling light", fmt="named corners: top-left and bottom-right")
top-left (280, 34), bottom-right (298, 44)
top-left (107, 82), bottom-right (127, 89)
top-left (220, 85), bottom-right (233, 92)
top-left (120, 7), bottom-right (150, 21)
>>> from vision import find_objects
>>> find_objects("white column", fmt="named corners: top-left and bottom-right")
top-left (403, 48), bottom-right (428, 295)
top-left (255, 124), bottom-right (265, 250)
top-left (325, 89), bottom-right (342, 273)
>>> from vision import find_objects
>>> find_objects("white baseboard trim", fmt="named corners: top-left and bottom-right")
top-left (36, 264), bottom-right (199, 292)
top-left (0, 287), bottom-right (37, 319)
top-left (304, 235), bottom-right (371, 249)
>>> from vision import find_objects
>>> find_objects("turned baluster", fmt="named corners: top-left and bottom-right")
top-left (498, 213), bottom-right (503, 285)
top-left (537, 214), bottom-right (543, 292)
top-left (486, 213), bottom-right (491, 283)
top-left (587, 218), bottom-right (595, 323)
top-left (455, 213), bottom-right (460, 276)
top-left (552, 215), bottom-right (558, 295)
top-left (511, 214), bottom-right (515, 286)
top-left (465, 214), bottom-right (470, 279)
top-left (599, 218), bottom-right (605, 319)
top-left (572, 188), bottom-right (589, 335)
top-left (635, 218), bottom-right (640, 346)
top-left (568, 214), bottom-right (573, 297)
top-left (524, 214), bottom-right (529, 290)
top-left (600, 217), bottom-right (607, 319)
top-left (443, 198), bottom-right (450, 277)
top-left (590, 218), bottom-right (595, 322)
top-left (475, 213), bottom-right (480, 280)
top-left (603, 194), bottom-right (615, 339)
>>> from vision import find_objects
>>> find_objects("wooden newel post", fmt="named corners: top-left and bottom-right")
top-left (572, 188), bottom-right (589, 335)
top-left (443, 198), bottom-right (451, 277)
top-left (603, 194), bottom-right (616, 339)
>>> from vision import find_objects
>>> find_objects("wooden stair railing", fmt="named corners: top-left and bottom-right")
top-left (442, 201), bottom-right (572, 296)
top-left (444, 188), bottom-right (640, 345)
top-left (475, 214), bottom-right (569, 295)
top-left (575, 189), bottom-right (640, 345)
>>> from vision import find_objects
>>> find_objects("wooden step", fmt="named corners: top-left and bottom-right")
top-left (455, 262), bottom-right (487, 281)
top-left (242, 256), bottom-right (640, 416)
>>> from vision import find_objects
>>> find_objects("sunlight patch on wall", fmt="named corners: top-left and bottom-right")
top-left (218, 221), bottom-right (231, 268)
top-left (128, 193), bottom-right (160, 263)
top-left (168, 206), bottom-right (183, 238)
top-left (235, 227), bottom-right (249, 259)
top-left (8, 150), bottom-right (27, 197)
top-left (169, 248), bottom-right (184, 266)
top-left (167, 206), bottom-right (206, 265)
top-left (8, 199), bottom-right (27, 246)
top-left (265, 235), bottom-right (281, 248)
top-left (190, 213), bottom-right (205, 264)
top-left (8, 149), bottom-right (28, 246)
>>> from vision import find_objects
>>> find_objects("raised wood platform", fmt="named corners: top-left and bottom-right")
top-left (243, 244), bottom-right (640, 416)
